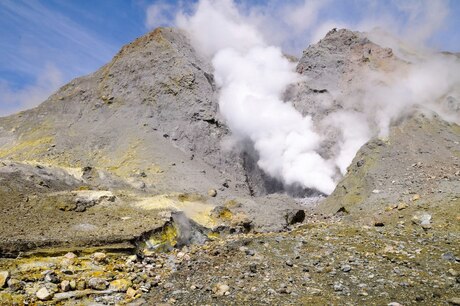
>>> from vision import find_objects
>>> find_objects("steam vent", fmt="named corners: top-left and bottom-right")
top-left (1, 3), bottom-right (459, 306)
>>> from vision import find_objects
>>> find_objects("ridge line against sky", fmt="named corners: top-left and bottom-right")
top-left (0, 0), bottom-right (459, 117)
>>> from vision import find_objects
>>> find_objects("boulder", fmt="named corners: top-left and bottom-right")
top-left (36, 287), bottom-right (53, 301)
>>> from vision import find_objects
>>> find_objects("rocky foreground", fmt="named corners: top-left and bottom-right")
top-left (0, 215), bottom-right (459, 305)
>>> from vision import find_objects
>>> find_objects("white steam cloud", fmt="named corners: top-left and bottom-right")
top-left (356, 53), bottom-right (460, 137)
top-left (178, 0), bottom-right (337, 194)
top-left (214, 47), bottom-right (336, 194)
top-left (321, 50), bottom-right (460, 177)
top-left (176, 0), bottom-right (263, 56)
top-left (177, 0), bottom-right (460, 195)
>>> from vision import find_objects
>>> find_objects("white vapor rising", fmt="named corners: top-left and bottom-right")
top-left (214, 47), bottom-right (336, 194)
top-left (177, 0), bottom-right (460, 195)
top-left (178, 0), bottom-right (336, 194)
top-left (190, 0), bottom-right (454, 56)
top-left (321, 111), bottom-right (371, 175)
top-left (360, 55), bottom-right (460, 137)
top-left (325, 51), bottom-right (460, 176)
top-left (176, 0), bottom-right (264, 57)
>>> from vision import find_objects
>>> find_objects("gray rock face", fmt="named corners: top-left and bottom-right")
top-left (211, 194), bottom-right (308, 233)
top-left (296, 28), bottom-right (393, 91)
top-left (0, 27), bottom-right (277, 196)
top-left (0, 28), bottom-right (287, 254)
top-left (285, 29), bottom-right (399, 161)
top-left (317, 114), bottom-right (460, 226)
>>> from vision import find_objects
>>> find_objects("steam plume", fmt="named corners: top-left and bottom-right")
top-left (177, 0), bottom-right (460, 195)
top-left (178, 0), bottom-right (336, 194)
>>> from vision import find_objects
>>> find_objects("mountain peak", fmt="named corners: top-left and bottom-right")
top-left (115, 27), bottom-right (182, 58)
top-left (297, 28), bottom-right (396, 91)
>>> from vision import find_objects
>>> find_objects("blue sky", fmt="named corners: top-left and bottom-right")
top-left (0, 0), bottom-right (459, 116)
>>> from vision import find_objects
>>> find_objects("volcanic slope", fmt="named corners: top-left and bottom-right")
top-left (0, 28), bottom-right (304, 255)
top-left (289, 29), bottom-right (460, 229)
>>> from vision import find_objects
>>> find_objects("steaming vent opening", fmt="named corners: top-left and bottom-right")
top-left (241, 145), bottom-right (328, 199)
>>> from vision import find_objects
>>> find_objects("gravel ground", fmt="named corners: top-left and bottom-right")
top-left (0, 216), bottom-right (458, 305)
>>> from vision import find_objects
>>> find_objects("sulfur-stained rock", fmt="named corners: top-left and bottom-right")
top-left (44, 271), bottom-right (60, 283)
top-left (69, 280), bottom-right (76, 290)
top-left (0, 271), bottom-right (9, 288)
top-left (76, 280), bottom-right (86, 290)
top-left (126, 287), bottom-right (137, 299)
top-left (57, 201), bottom-right (77, 211)
top-left (207, 189), bottom-right (217, 197)
top-left (61, 254), bottom-right (77, 266)
top-left (73, 190), bottom-right (116, 212)
top-left (212, 283), bottom-right (230, 296)
top-left (412, 212), bottom-right (432, 228)
top-left (7, 279), bottom-right (23, 292)
top-left (109, 279), bottom-right (132, 292)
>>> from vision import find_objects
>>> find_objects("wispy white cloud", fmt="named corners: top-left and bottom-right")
top-left (0, 64), bottom-right (64, 117)
top-left (0, 0), bottom-right (118, 116)
top-left (169, 0), bottom-right (454, 56)
top-left (282, 0), bottom-right (330, 33)
top-left (393, 0), bottom-right (449, 46)
top-left (145, 1), bottom-right (176, 29)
